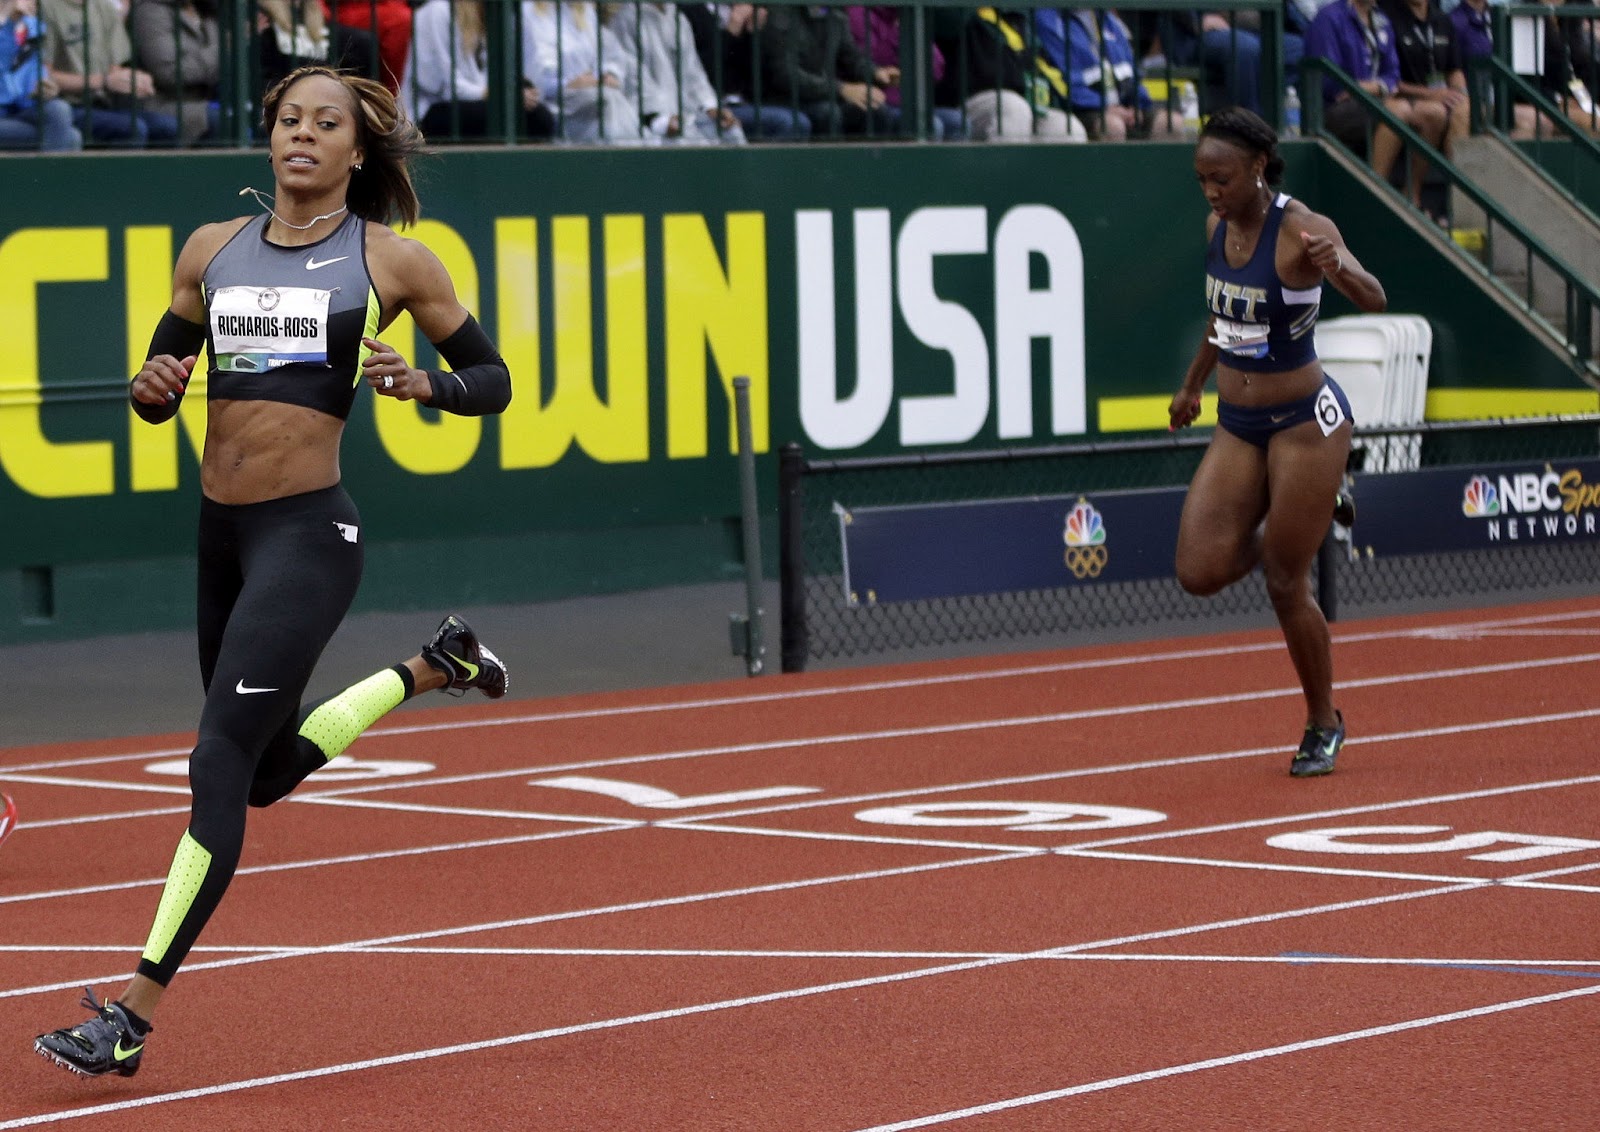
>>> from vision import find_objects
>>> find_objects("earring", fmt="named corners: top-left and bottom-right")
top-left (354, 163), bottom-right (363, 172)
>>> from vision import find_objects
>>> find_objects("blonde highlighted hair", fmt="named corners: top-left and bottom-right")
top-left (261, 65), bottom-right (427, 228)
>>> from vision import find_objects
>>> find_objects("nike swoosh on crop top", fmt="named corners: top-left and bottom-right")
top-left (1204, 193), bottom-right (1321, 374)
top-left (201, 212), bottom-right (381, 420)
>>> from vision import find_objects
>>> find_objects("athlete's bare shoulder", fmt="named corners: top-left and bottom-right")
top-left (183, 216), bottom-right (254, 258)
top-left (364, 221), bottom-right (454, 311)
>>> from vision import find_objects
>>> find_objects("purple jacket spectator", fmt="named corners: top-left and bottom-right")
top-left (1304, 0), bottom-right (1401, 107)
top-left (1450, 0), bottom-right (1492, 65)
top-left (846, 6), bottom-right (943, 108)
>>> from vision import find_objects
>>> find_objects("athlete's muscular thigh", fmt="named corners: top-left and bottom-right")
top-left (197, 502), bottom-right (363, 756)
top-left (1259, 419), bottom-right (1351, 587)
top-left (1176, 429), bottom-right (1269, 592)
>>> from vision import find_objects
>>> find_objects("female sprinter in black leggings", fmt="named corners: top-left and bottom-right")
top-left (1170, 107), bottom-right (1386, 778)
top-left (35, 65), bottom-right (512, 1078)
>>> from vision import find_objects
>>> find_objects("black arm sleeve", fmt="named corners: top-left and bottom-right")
top-left (131, 309), bottom-right (207, 425)
top-left (426, 314), bottom-right (513, 416)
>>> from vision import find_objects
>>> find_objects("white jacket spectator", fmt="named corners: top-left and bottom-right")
top-left (521, 0), bottom-right (647, 142)
top-left (606, 2), bottom-right (744, 143)
top-left (401, 0), bottom-right (488, 123)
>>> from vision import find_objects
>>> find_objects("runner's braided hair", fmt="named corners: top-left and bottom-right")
top-left (261, 66), bottom-right (426, 228)
top-left (1200, 106), bottom-right (1286, 187)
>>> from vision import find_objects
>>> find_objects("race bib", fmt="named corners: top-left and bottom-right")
top-left (210, 285), bottom-right (332, 373)
top-left (1315, 384), bottom-right (1347, 436)
top-left (1208, 316), bottom-right (1270, 359)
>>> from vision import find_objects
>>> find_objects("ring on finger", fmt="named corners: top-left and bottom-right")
top-left (383, 374), bottom-right (394, 389)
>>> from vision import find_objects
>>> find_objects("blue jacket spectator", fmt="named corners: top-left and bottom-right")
top-left (1035, 8), bottom-right (1179, 138)
top-left (0, 0), bottom-right (82, 150)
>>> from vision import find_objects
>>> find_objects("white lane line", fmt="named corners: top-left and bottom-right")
top-left (661, 821), bottom-right (1049, 855)
top-left (663, 709), bottom-right (1600, 826)
top-left (0, 774), bottom-right (188, 796)
top-left (1057, 848), bottom-right (1600, 893)
top-left (291, 796), bottom-right (643, 825)
top-left (0, 954), bottom-right (1038, 1130)
top-left (5, 877), bottom-right (1586, 1130)
top-left (7, 604), bottom-right (1600, 775)
top-left (18, 806), bottom-right (190, 829)
top-left (1068, 767), bottom-right (1600, 853)
top-left (0, 852), bottom-right (1028, 1001)
top-left (846, 982), bottom-right (1600, 1131)
top-left (0, 825), bottom-right (623, 908)
top-left (292, 650), bottom-right (1600, 805)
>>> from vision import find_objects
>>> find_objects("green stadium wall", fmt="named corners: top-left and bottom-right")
top-left (1, 140), bottom-right (1594, 644)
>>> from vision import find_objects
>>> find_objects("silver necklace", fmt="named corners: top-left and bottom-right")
top-left (237, 186), bottom-right (348, 231)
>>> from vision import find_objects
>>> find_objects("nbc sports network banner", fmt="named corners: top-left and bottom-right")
top-left (1352, 457), bottom-right (1600, 556)
top-left (836, 487), bottom-right (1188, 606)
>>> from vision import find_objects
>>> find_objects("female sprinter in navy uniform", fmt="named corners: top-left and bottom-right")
top-left (1170, 107), bottom-right (1386, 778)
top-left (35, 65), bottom-right (512, 1077)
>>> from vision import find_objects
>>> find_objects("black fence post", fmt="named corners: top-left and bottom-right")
top-left (778, 443), bottom-right (808, 673)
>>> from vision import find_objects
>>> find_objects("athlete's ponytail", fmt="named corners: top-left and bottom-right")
top-left (261, 66), bottom-right (426, 228)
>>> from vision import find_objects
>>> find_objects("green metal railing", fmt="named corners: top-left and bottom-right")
top-left (1306, 55), bottom-right (1600, 380)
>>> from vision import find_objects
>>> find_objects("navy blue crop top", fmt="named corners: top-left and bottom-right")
top-left (1204, 193), bottom-right (1321, 374)
top-left (201, 212), bottom-right (381, 421)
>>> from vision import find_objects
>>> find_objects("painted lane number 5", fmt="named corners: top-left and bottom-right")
top-left (1267, 825), bottom-right (1600, 863)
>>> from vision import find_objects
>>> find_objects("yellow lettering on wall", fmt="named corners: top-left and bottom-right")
top-left (498, 215), bottom-right (649, 468)
top-left (375, 219), bottom-right (482, 474)
top-left (127, 226), bottom-right (208, 492)
top-left (663, 212), bottom-right (768, 458)
top-left (495, 217), bottom-right (555, 468)
top-left (0, 227), bottom-right (115, 498)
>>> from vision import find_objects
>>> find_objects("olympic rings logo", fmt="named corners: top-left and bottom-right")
top-left (1063, 544), bottom-right (1109, 579)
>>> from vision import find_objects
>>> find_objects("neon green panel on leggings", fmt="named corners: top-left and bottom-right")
top-left (298, 669), bottom-right (407, 762)
top-left (141, 830), bottom-right (212, 966)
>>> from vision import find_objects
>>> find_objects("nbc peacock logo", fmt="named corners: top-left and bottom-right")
top-left (1462, 475), bottom-right (1500, 518)
top-left (1063, 499), bottom-right (1108, 578)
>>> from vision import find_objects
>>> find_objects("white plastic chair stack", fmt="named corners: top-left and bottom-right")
top-left (1315, 314), bottom-right (1432, 471)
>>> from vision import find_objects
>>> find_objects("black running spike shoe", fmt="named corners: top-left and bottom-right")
top-left (421, 614), bottom-right (508, 699)
top-left (1333, 488), bottom-right (1357, 531)
top-left (34, 989), bottom-right (152, 1078)
top-left (1290, 711), bottom-right (1345, 778)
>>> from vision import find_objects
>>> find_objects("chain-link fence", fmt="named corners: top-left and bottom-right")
top-left (778, 415), bottom-right (1600, 671)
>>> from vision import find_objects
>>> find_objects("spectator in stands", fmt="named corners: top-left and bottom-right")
top-left (1159, 9), bottom-right (1305, 114)
top-left (680, 4), bottom-right (810, 140)
top-left (128, 0), bottom-right (220, 144)
top-left (608, 1), bottom-right (744, 142)
top-left (325, 0), bottom-right (412, 91)
top-left (1035, 7), bottom-right (1183, 140)
top-left (403, 0), bottom-right (554, 142)
top-left (1540, 0), bottom-right (1600, 134)
top-left (1304, 0), bottom-right (1441, 203)
top-left (257, 0), bottom-right (379, 99)
top-left (932, 7), bottom-right (1085, 141)
top-left (0, 0), bottom-right (81, 150)
top-left (846, 6), bottom-right (963, 138)
top-left (39, 0), bottom-right (177, 146)
top-left (1449, 0), bottom-right (1541, 137)
top-left (1379, 0), bottom-right (1466, 220)
top-left (522, 0), bottom-right (648, 143)
top-left (755, 3), bottom-right (898, 137)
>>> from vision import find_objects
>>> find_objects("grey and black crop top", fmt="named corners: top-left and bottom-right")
top-left (201, 212), bottom-right (380, 420)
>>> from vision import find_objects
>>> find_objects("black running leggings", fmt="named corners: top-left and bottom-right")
top-left (136, 485), bottom-right (363, 987)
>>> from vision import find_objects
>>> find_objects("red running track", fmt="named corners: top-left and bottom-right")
top-left (3, 596), bottom-right (1599, 1130)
